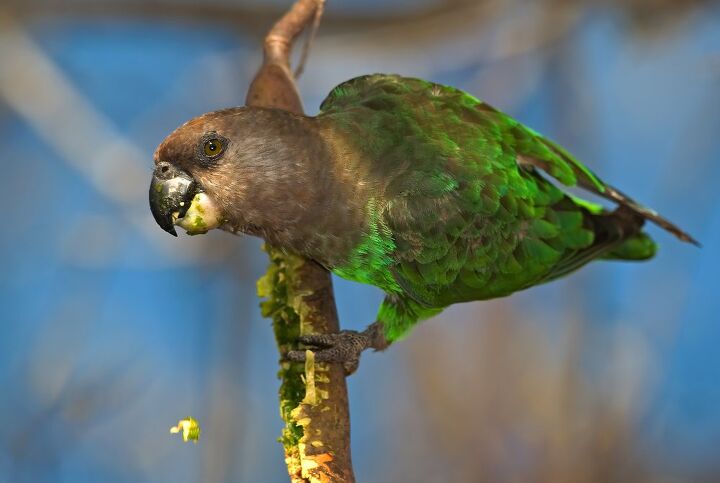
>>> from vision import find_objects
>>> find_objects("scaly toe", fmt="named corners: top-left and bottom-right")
top-left (286, 350), bottom-right (309, 362)
top-left (297, 334), bottom-right (341, 348)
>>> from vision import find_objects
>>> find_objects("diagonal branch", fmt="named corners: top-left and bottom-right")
top-left (245, 1), bottom-right (355, 482)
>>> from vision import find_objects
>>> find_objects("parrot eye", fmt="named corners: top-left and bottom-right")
top-left (197, 133), bottom-right (229, 164)
top-left (203, 138), bottom-right (224, 157)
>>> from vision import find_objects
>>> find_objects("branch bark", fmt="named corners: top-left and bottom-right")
top-left (246, 2), bottom-right (355, 482)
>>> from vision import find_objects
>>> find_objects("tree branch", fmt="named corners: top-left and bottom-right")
top-left (246, 1), bottom-right (355, 482)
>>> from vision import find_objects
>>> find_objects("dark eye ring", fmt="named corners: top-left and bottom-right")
top-left (203, 138), bottom-right (224, 157)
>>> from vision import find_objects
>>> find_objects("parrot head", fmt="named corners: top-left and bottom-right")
top-left (150, 107), bottom-right (319, 237)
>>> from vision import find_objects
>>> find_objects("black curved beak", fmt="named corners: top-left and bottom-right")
top-left (149, 162), bottom-right (197, 237)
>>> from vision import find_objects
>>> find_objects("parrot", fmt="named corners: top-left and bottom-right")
top-left (149, 74), bottom-right (697, 372)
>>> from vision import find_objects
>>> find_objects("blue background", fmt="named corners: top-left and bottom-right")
top-left (1, 1), bottom-right (718, 481)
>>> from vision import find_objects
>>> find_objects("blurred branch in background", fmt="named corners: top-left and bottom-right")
top-left (3, 0), bottom-right (711, 57)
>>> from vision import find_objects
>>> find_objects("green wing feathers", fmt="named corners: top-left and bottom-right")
top-left (319, 74), bottom-right (696, 341)
top-left (516, 130), bottom-right (699, 246)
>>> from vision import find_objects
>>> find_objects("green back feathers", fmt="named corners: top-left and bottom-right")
top-left (319, 74), bottom-right (688, 340)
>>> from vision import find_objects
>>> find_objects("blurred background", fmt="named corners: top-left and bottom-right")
top-left (1, 0), bottom-right (718, 482)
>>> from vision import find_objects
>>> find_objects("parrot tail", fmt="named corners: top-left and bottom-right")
top-left (583, 182), bottom-right (700, 247)
top-left (596, 205), bottom-right (657, 261)
top-left (541, 204), bottom-right (656, 283)
top-left (602, 232), bottom-right (657, 261)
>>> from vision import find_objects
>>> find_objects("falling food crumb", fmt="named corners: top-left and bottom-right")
top-left (170, 417), bottom-right (201, 443)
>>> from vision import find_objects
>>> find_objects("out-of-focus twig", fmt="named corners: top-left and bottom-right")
top-left (245, 1), bottom-right (355, 482)
top-left (294, 0), bottom-right (324, 79)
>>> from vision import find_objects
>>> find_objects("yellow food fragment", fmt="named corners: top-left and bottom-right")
top-left (170, 417), bottom-right (201, 443)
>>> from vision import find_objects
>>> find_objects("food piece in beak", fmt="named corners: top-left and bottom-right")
top-left (175, 192), bottom-right (222, 235)
top-left (149, 162), bottom-right (223, 236)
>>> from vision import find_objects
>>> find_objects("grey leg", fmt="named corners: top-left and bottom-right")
top-left (286, 321), bottom-right (389, 374)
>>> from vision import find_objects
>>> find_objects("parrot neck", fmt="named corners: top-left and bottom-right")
top-left (222, 110), bottom-right (368, 267)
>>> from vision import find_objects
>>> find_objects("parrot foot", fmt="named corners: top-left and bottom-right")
top-left (286, 322), bottom-right (388, 375)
